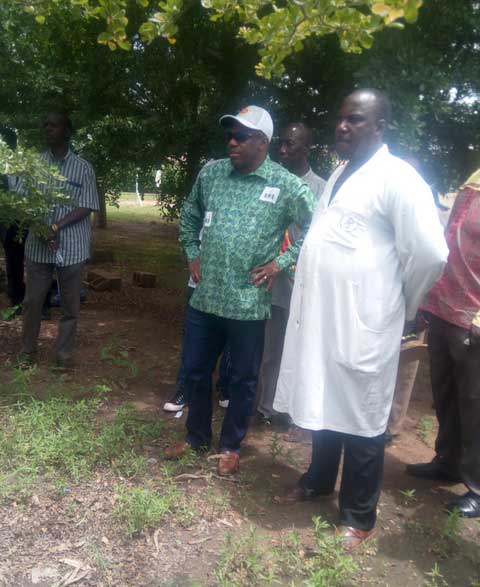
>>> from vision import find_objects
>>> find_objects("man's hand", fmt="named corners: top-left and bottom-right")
top-left (189, 257), bottom-right (201, 283)
top-left (470, 323), bottom-right (480, 346)
top-left (46, 227), bottom-right (58, 252)
top-left (250, 259), bottom-right (281, 292)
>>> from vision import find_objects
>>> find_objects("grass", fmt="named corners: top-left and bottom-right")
top-left (114, 483), bottom-right (182, 537)
top-left (432, 509), bottom-right (462, 558)
top-left (418, 416), bottom-right (434, 444)
top-left (0, 370), bottom-right (166, 500)
top-left (212, 516), bottom-right (360, 587)
top-left (93, 200), bottom-right (186, 291)
top-left (100, 337), bottom-right (139, 377)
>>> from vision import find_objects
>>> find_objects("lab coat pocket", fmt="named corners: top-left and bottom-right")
top-left (322, 209), bottom-right (368, 250)
top-left (333, 281), bottom-right (393, 374)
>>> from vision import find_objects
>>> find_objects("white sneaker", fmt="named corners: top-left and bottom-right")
top-left (163, 390), bottom-right (186, 412)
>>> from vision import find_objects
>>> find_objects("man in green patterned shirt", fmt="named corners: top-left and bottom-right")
top-left (166, 106), bottom-right (315, 475)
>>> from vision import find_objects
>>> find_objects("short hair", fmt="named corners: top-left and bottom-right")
top-left (43, 111), bottom-right (73, 133)
top-left (282, 122), bottom-right (314, 148)
top-left (350, 88), bottom-right (392, 124)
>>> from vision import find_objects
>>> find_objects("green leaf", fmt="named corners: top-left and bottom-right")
top-left (404, 0), bottom-right (419, 23)
top-left (97, 31), bottom-right (113, 43)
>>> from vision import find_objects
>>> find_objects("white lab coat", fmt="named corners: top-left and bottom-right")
top-left (273, 145), bottom-right (448, 437)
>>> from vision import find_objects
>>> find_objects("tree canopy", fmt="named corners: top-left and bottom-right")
top-left (0, 0), bottom-right (478, 230)
top-left (7, 0), bottom-right (423, 78)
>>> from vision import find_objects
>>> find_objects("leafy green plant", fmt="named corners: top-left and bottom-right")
top-left (432, 509), bottom-right (462, 558)
top-left (424, 564), bottom-right (448, 587)
top-left (0, 139), bottom-right (72, 238)
top-left (1, 304), bottom-right (21, 321)
top-left (399, 488), bottom-right (417, 505)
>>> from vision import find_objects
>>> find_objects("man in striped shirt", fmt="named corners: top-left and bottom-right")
top-left (20, 112), bottom-right (99, 368)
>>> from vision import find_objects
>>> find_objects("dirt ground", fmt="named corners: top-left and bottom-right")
top-left (0, 211), bottom-right (478, 587)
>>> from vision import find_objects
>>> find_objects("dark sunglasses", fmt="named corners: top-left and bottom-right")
top-left (226, 130), bottom-right (256, 143)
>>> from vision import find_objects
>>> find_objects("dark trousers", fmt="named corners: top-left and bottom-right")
top-left (183, 305), bottom-right (265, 452)
top-left (176, 289), bottom-right (231, 401)
top-left (22, 260), bottom-right (84, 361)
top-left (300, 430), bottom-right (385, 531)
top-left (428, 314), bottom-right (480, 494)
top-left (258, 304), bottom-right (289, 417)
top-left (0, 226), bottom-right (25, 306)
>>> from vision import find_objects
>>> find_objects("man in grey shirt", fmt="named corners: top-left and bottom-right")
top-left (20, 112), bottom-right (99, 369)
top-left (257, 122), bottom-right (326, 425)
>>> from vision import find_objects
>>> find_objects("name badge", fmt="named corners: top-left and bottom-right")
top-left (259, 186), bottom-right (280, 204)
top-left (204, 211), bottom-right (212, 227)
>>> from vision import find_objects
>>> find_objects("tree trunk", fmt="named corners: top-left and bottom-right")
top-left (95, 185), bottom-right (107, 229)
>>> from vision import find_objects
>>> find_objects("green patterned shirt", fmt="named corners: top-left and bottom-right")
top-left (179, 156), bottom-right (315, 320)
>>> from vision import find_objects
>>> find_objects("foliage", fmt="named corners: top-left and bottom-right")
top-left (5, 0), bottom-right (423, 79)
top-left (0, 139), bottom-right (71, 238)
top-left (0, 0), bottom-right (478, 226)
top-left (157, 158), bottom-right (188, 220)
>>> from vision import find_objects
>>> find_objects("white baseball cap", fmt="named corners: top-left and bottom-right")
top-left (220, 106), bottom-right (274, 142)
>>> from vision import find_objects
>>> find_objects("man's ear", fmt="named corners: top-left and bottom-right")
top-left (376, 118), bottom-right (386, 135)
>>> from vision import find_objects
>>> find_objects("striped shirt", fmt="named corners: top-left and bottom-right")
top-left (23, 149), bottom-right (99, 266)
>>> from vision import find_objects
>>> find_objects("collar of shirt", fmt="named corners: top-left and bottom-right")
top-left (228, 155), bottom-right (272, 181)
top-left (351, 144), bottom-right (388, 176)
top-left (301, 167), bottom-right (313, 181)
top-left (44, 147), bottom-right (73, 166)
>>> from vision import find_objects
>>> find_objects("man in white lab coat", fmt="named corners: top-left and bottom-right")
top-left (274, 89), bottom-right (448, 551)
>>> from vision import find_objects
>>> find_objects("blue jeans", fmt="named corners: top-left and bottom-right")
top-left (183, 306), bottom-right (265, 452)
top-left (175, 288), bottom-right (232, 400)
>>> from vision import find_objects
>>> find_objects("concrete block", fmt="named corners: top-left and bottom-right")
top-left (87, 268), bottom-right (122, 291)
top-left (133, 271), bottom-right (156, 288)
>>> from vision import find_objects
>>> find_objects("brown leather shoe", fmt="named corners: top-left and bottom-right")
top-left (336, 526), bottom-right (376, 553)
top-left (164, 441), bottom-right (190, 460)
top-left (217, 451), bottom-right (240, 476)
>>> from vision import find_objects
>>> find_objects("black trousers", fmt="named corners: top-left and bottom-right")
top-left (428, 314), bottom-right (480, 495)
top-left (300, 429), bottom-right (385, 531)
top-left (0, 225), bottom-right (25, 306)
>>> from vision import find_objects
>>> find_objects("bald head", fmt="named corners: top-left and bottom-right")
top-left (335, 89), bottom-right (390, 164)
top-left (278, 122), bottom-right (314, 176)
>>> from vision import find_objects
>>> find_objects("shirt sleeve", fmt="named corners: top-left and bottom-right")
top-left (179, 172), bottom-right (205, 261)
top-left (388, 168), bottom-right (449, 321)
top-left (275, 181), bottom-right (315, 270)
top-left (77, 163), bottom-right (100, 211)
